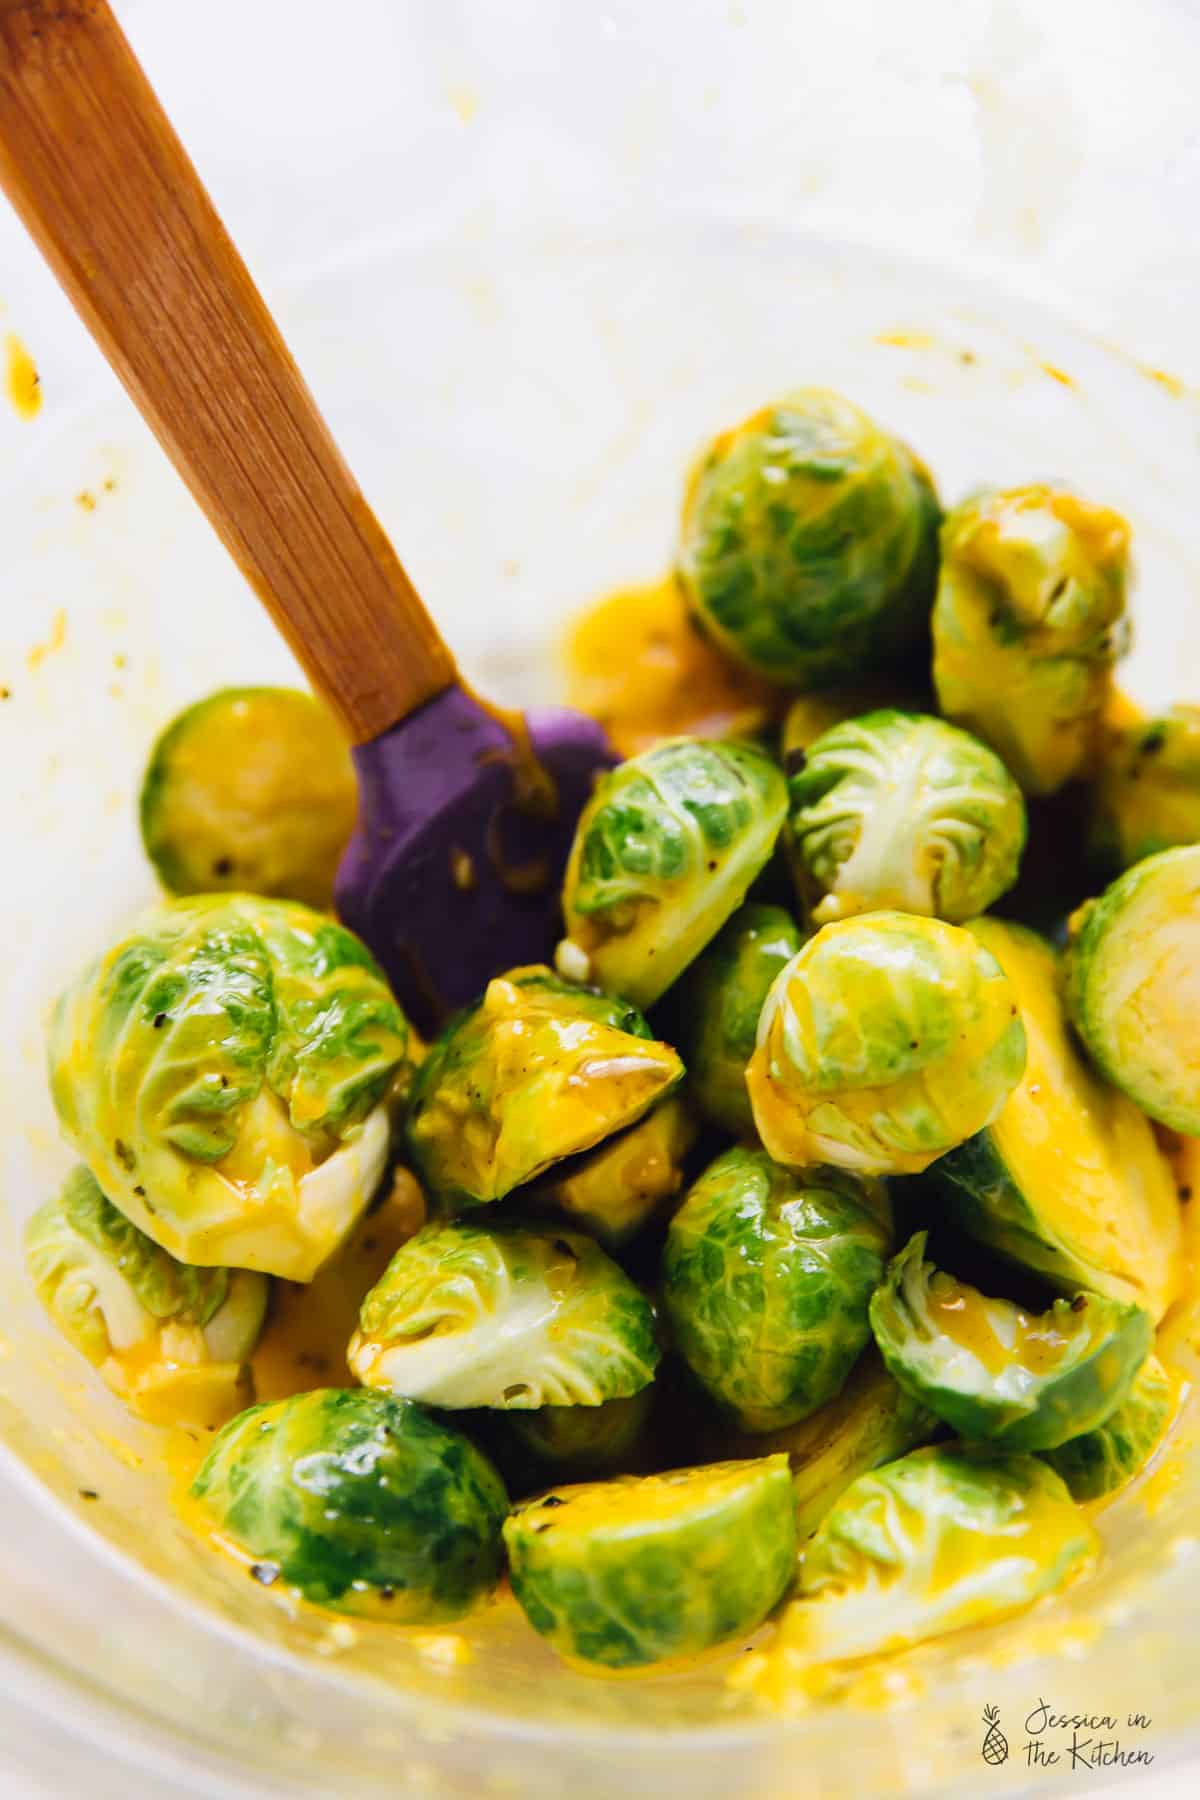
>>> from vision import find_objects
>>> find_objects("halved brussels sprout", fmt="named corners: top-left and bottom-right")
top-left (191, 1388), bottom-right (508, 1620)
top-left (348, 1220), bottom-right (659, 1408)
top-left (1064, 846), bottom-right (1200, 1134)
top-left (935, 921), bottom-right (1181, 1318)
top-left (870, 1232), bottom-right (1152, 1452)
top-left (787, 710), bottom-right (1025, 924)
top-left (47, 896), bottom-right (409, 1280)
top-left (140, 687), bottom-right (358, 909)
top-left (671, 903), bottom-right (805, 1135)
top-left (532, 1097), bottom-right (698, 1247)
top-left (403, 967), bottom-right (683, 1206)
top-left (1090, 705), bottom-right (1200, 871)
top-left (556, 737), bottom-right (787, 1007)
top-left (504, 1455), bottom-right (796, 1668)
top-left (677, 389), bottom-right (940, 690)
top-left (752, 1445), bottom-right (1097, 1677)
top-left (500, 1389), bottom-right (655, 1482)
top-left (1041, 1355), bottom-right (1173, 1501)
top-left (26, 1165), bottom-right (268, 1428)
top-left (663, 1148), bottom-right (889, 1433)
top-left (933, 485), bottom-right (1130, 796)
top-left (747, 913), bottom-right (1026, 1176)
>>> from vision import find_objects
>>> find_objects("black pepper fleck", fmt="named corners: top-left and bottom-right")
top-left (78, 1488), bottom-right (99, 1501)
top-left (250, 1562), bottom-right (280, 1586)
top-left (153, 1012), bottom-right (167, 1029)
top-left (213, 857), bottom-right (234, 877)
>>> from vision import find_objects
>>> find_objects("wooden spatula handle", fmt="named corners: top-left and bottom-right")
top-left (0, 0), bottom-right (457, 742)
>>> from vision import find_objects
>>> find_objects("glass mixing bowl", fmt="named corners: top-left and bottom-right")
top-left (3, 2), bottom-right (1200, 1791)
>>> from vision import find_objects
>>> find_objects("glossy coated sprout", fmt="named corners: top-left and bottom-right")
top-left (504, 1456), bottom-right (796, 1667)
top-left (749, 1445), bottom-right (1098, 1682)
top-left (1090, 704), bottom-right (1200, 870)
top-left (26, 1165), bottom-right (268, 1428)
top-left (671, 903), bottom-right (805, 1135)
top-left (532, 1097), bottom-right (698, 1248)
top-left (47, 895), bottom-right (410, 1280)
top-left (663, 1148), bottom-right (889, 1433)
top-left (191, 1388), bottom-right (508, 1621)
top-left (787, 709), bottom-right (1025, 924)
top-left (348, 1219), bottom-right (659, 1409)
top-left (403, 966), bottom-right (682, 1206)
top-left (747, 912), bottom-right (1026, 1176)
top-left (933, 484), bottom-right (1130, 795)
top-left (557, 736), bottom-right (787, 1007)
top-left (140, 687), bottom-right (357, 909)
top-left (870, 1232), bottom-right (1152, 1451)
top-left (678, 388), bottom-right (940, 689)
top-left (1064, 845), bottom-right (1200, 1134)
top-left (1040, 1356), bottom-right (1172, 1501)
top-left (934, 919), bottom-right (1182, 1321)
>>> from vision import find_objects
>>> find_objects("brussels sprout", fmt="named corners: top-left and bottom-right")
top-left (757, 1445), bottom-right (1098, 1672)
top-left (671, 903), bottom-right (805, 1134)
top-left (934, 919), bottom-right (1182, 1319)
top-left (500, 1389), bottom-right (655, 1482)
top-left (348, 1220), bottom-right (659, 1408)
top-left (504, 1455), bottom-right (796, 1667)
top-left (933, 485), bottom-right (1131, 796)
top-left (25, 1165), bottom-right (268, 1428)
top-left (1090, 705), bottom-right (1200, 871)
top-left (663, 1148), bottom-right (889, 1433)
top-left (677, 389), bottom-right (940, 690)
top-left (47, 896), bottom-right (408, 1281)
top-left (557, 737), bottom-right (787, 1008)
top-left (787, 710), bottom-right (1025, 925)
top-left (1064, 846), bottom-right (1200, 1134)
top-left (747, 913), bottom-right (1026, 1176)
top-left (533, 1098), bottom-right (698, 1248)
top-left (403, 967), bottom-right (682, 1206)
top-left (191, 1388), bottom-right (507, 1620)
top-left (870, 1232), bottom-right (1152, 1452)
top-left (1041, 1355), bottom-right (1173, 1501)
top-left (140, 687), bottom-right (357, 909)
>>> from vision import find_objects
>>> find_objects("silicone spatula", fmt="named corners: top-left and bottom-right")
top-left (0, 0), bottom-right (614, 1035)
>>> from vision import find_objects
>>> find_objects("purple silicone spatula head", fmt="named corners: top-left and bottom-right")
top-left (336, 686), bottom-right (616, 1036)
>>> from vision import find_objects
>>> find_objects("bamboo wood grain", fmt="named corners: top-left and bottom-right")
top-left (0, 0), bottom-right (457, 742)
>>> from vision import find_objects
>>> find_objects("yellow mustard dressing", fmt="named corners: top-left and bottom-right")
top-left (925, 1276), bottom-right (1073, 1378)
top-left (562, 577), bottom-right (780, 757)
top-left (5, 332), bottom-right (40, 418)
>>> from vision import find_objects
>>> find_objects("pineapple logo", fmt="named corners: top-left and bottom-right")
top-left (981, 1705), bottom-right (1009, 1766)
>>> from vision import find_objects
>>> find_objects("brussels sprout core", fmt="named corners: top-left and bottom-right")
top-left (348, 1220), bottom-right (659, 1408)
top-left (403, 966), bottom-right (683, 1206)
top-left (47, 896), bottom-right (409, 1280)
top-left (504, 1456), bottom-right (797, 1667)
top-left (787, 710), bottom-right (1025, 924)
top-left (678, 389), bottom-right (940, 689)
top-left (747, 913), bottom-right (1026, 1176)
top-left (933, 484), bottom-right (1130, 795)
top-left (26, 1165), bottom-right (268, 1428)
top-left (1065, 845), bottom-right (1200, 1134)
top-left (557, 737), bottom-right (787, 1007)
top-left (870, 1232), bottom-right (1152, 1451)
